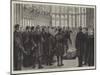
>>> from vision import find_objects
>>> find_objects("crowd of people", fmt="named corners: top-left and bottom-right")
top-left (13, 24), bottom-right (94, 70)
top-left (75, 27), bottom-right (94, 67)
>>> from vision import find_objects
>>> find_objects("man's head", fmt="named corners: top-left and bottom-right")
top-left (26, 26), bottom-right (30, 31)
top-left (14, 24), bottom-right (20, 31)
top-left (31, 26), bottom-right (34, 31)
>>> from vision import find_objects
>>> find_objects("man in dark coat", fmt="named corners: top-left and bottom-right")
top-left (41, 28), bottom-right (47, 65)
top-left (87, 29), bottom-right (94, 66)
top-left (22, 26), bottom-right (33, 67)
top-left (34, 26), bottom-right (44, 69)
top-left (75, 27), bottom-right (84, 67)
top-left (82, 28), bottom-right (89, 65)
top-left (30, 26), bottom-right (37, 68)
top-left (49, 34), bottom-right (56, 65)
top-left (55, 28), bottom-right (64, 66)
top-left (41, 27), bottom-right (52, 65)
top-left (14, 24), bottom-right (27, 70)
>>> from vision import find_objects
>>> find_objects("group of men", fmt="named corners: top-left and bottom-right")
top-left (13, 24), bottom-right (94, 71)
top-left (75, 27), bottom-right (94, 67)
top-left (14, 24), bottom-right (72, 70)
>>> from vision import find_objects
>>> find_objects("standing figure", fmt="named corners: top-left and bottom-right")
top-left (63, 27), bottom-right (72, 54)
top-left (82, 28), bottom-right (88, 65)
top-left (66, 27), bottom-right (72, 47)
top-left (62, 27), bottom-right (67, 54)
top-left (75, 27), bottom-right (84, 67)
top-left (42, 27), bottom-right (51, 65)
top-left (22, 26), bottom-right (33, 67)
top-left (55, 28), bottom-right (64, 66)
top-left (14, 24), bottom-right (27, 70)
top-left (41, 27), bottom-right (47, 65)
top-left (88, 29), bottom-right (94, 66)
top-left (30, 26), bottom-right (37, 68)
top-left (34, 25), bottom-right (44, 69)
top-left (49, 34), bottom-right (56, 65)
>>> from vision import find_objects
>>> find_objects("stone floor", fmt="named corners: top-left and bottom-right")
top-left (22, 57), bottom-right (79, 70)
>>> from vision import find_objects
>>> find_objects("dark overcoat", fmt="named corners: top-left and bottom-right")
top-left (14, 31), bottom-right (23, 70)
top-left (55, 32), bottom-right (64, 56)
top-left (82, 33), bottom-right (88, 58)
top-left (88, 34), bottom-right (94, 66)
top-left (75, 31), bottom-right (84, 56)
top-left (34, 31), bottom-right (43, 58)
top-left (22, 31), bottom-right (33, 67)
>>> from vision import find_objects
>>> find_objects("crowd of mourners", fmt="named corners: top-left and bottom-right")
top-left (13, 24), bottom-right (94, 70)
